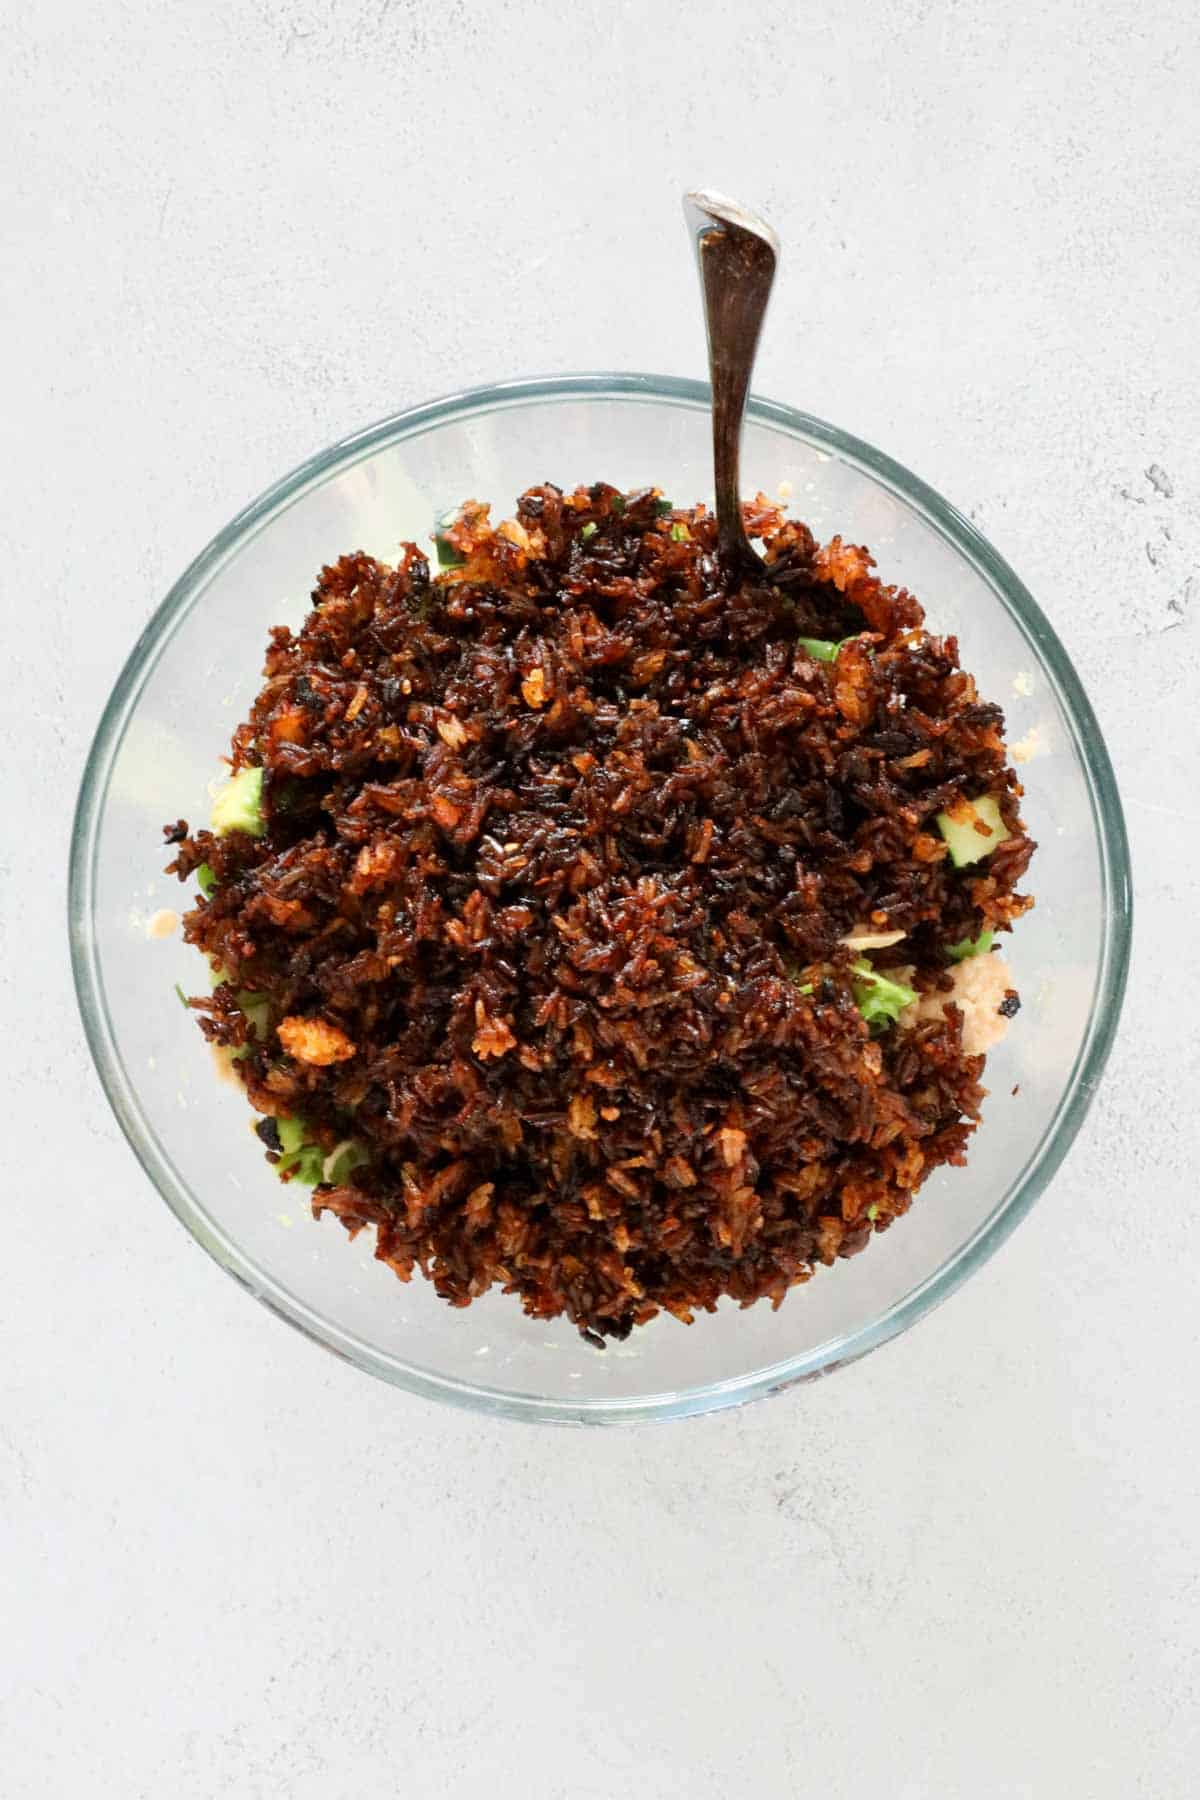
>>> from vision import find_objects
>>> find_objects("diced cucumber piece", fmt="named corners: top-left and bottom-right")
top-left (237, 991), bottom-right (270, 1042)
top-left (279, 1144), bottom-right (325, 1186)
top-left (433, 506), bottom-right (467, 567)
top-left (276, 1114), bottom-right (308, 1156)
top-left (433, 533), bottom-right (466, 568)
top-left (323, 1139), bottom-right (369, 1184)
top-left (271, 1113), bottom-right (325, 1184)
top-left (936, 795), bottom-right (1008, 867)
top-left (211, 766), bottom-right (264, 838)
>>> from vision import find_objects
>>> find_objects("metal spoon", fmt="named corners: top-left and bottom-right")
top-left (683, 189), bottom-right (780, 581)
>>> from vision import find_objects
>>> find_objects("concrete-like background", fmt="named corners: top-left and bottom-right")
top-left (4, 2), bottom-right (1197, 1794)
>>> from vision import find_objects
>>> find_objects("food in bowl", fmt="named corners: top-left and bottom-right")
top-left (165, 483), bottom-right (1034, 1342)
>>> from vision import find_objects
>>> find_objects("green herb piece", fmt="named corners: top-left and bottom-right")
top-left (670, 522), bottom-right (689, 542)
top-left (867, 1203), bottom-right (879, 1222)
top-left (174, 982), bottom-right (189, 1009)
top-left (580, 521), bottom-right (598, 541)
top-left (794, 981), bottom-right (814, 996)
top-left (936, 795), bottom-right (1008, 868)
top-left (851, 958), bottom-right (917, 1029)
top-left (653, 497), bottom-right (673, 517)
top-left (798, 633), bottom-right (872, 665)
top-left (211, 766), bottom-right (264, 838)
top-left (798, 637), bottom-right (841, 663)
top-left (947, 928), bottom-right (995, 963)
top-left (610, 495), bottom-right (626, 515)
top-left (196, 862), bottom-right (217, 898)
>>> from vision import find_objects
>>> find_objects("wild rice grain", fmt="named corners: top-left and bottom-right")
top-left (166, 483), bottom-right (1034, 1340)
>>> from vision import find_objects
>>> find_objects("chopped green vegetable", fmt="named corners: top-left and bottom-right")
top-left (276, 1115), bottom-right (308, 1156)
top-left (211, 766), bottom-right (264, 839)
top-left (273, 1113), bottom-right (325, 1185)
top-left (275, 1116), bottom-right (345, 1188)
top-left (580, 521), bottom-right (598, 541)
top-left (237, 990), bottom-right (270, 1042)
top-left (798, 633), bottom-right (871, 665)
top-left (610, 494), bottom-right (626, 515)
top-left (947, 927), bottom-right (995, 963)
top-left (174, 982), bottom-right (189, 1009)
top-left (279, 1144), bottom-right (326, 1186)
top-left (433, 533), bottom-right (466, 568)
top-left (798, 637), bottom-right (840, 663)
top-left (196, 862), bottom-right (217, 898)
top-left (851, 958), bottom-right (917, 1029)
top-left (781, 954), bottom-right (814, 996)
top-left (936, 794), bottom-right (1008, 868)
top-left (323, 1139), bottom-right (369, 1185)
top-left (653, 497), bottom-right (673, 517)
top-left (867, 1203), bottom-right (879, 1222)
top-left (432, 508), bottom-right (467, 566)
top-left (670, 522), bottom-right (689, 542)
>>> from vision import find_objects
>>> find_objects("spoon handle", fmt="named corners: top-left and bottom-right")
top-left (683, 190), bottom-right (780, 577)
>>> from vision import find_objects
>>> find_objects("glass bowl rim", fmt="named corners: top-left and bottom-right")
top-left (69, 370), bottom-right (1132, 1425)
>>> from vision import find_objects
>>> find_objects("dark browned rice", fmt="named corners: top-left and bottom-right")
top-left (167, 484), bottom-right (1034, 1340)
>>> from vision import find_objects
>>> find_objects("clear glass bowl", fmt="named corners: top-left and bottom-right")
top-left (69, 374), bottom-right (1131, 1424)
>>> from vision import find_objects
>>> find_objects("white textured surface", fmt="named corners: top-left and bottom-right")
top-left (4, 2), bottom-right (1198, 1794)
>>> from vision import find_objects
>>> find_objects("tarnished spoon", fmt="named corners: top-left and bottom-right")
top-left (683, 189), bottom-right (780, 581)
